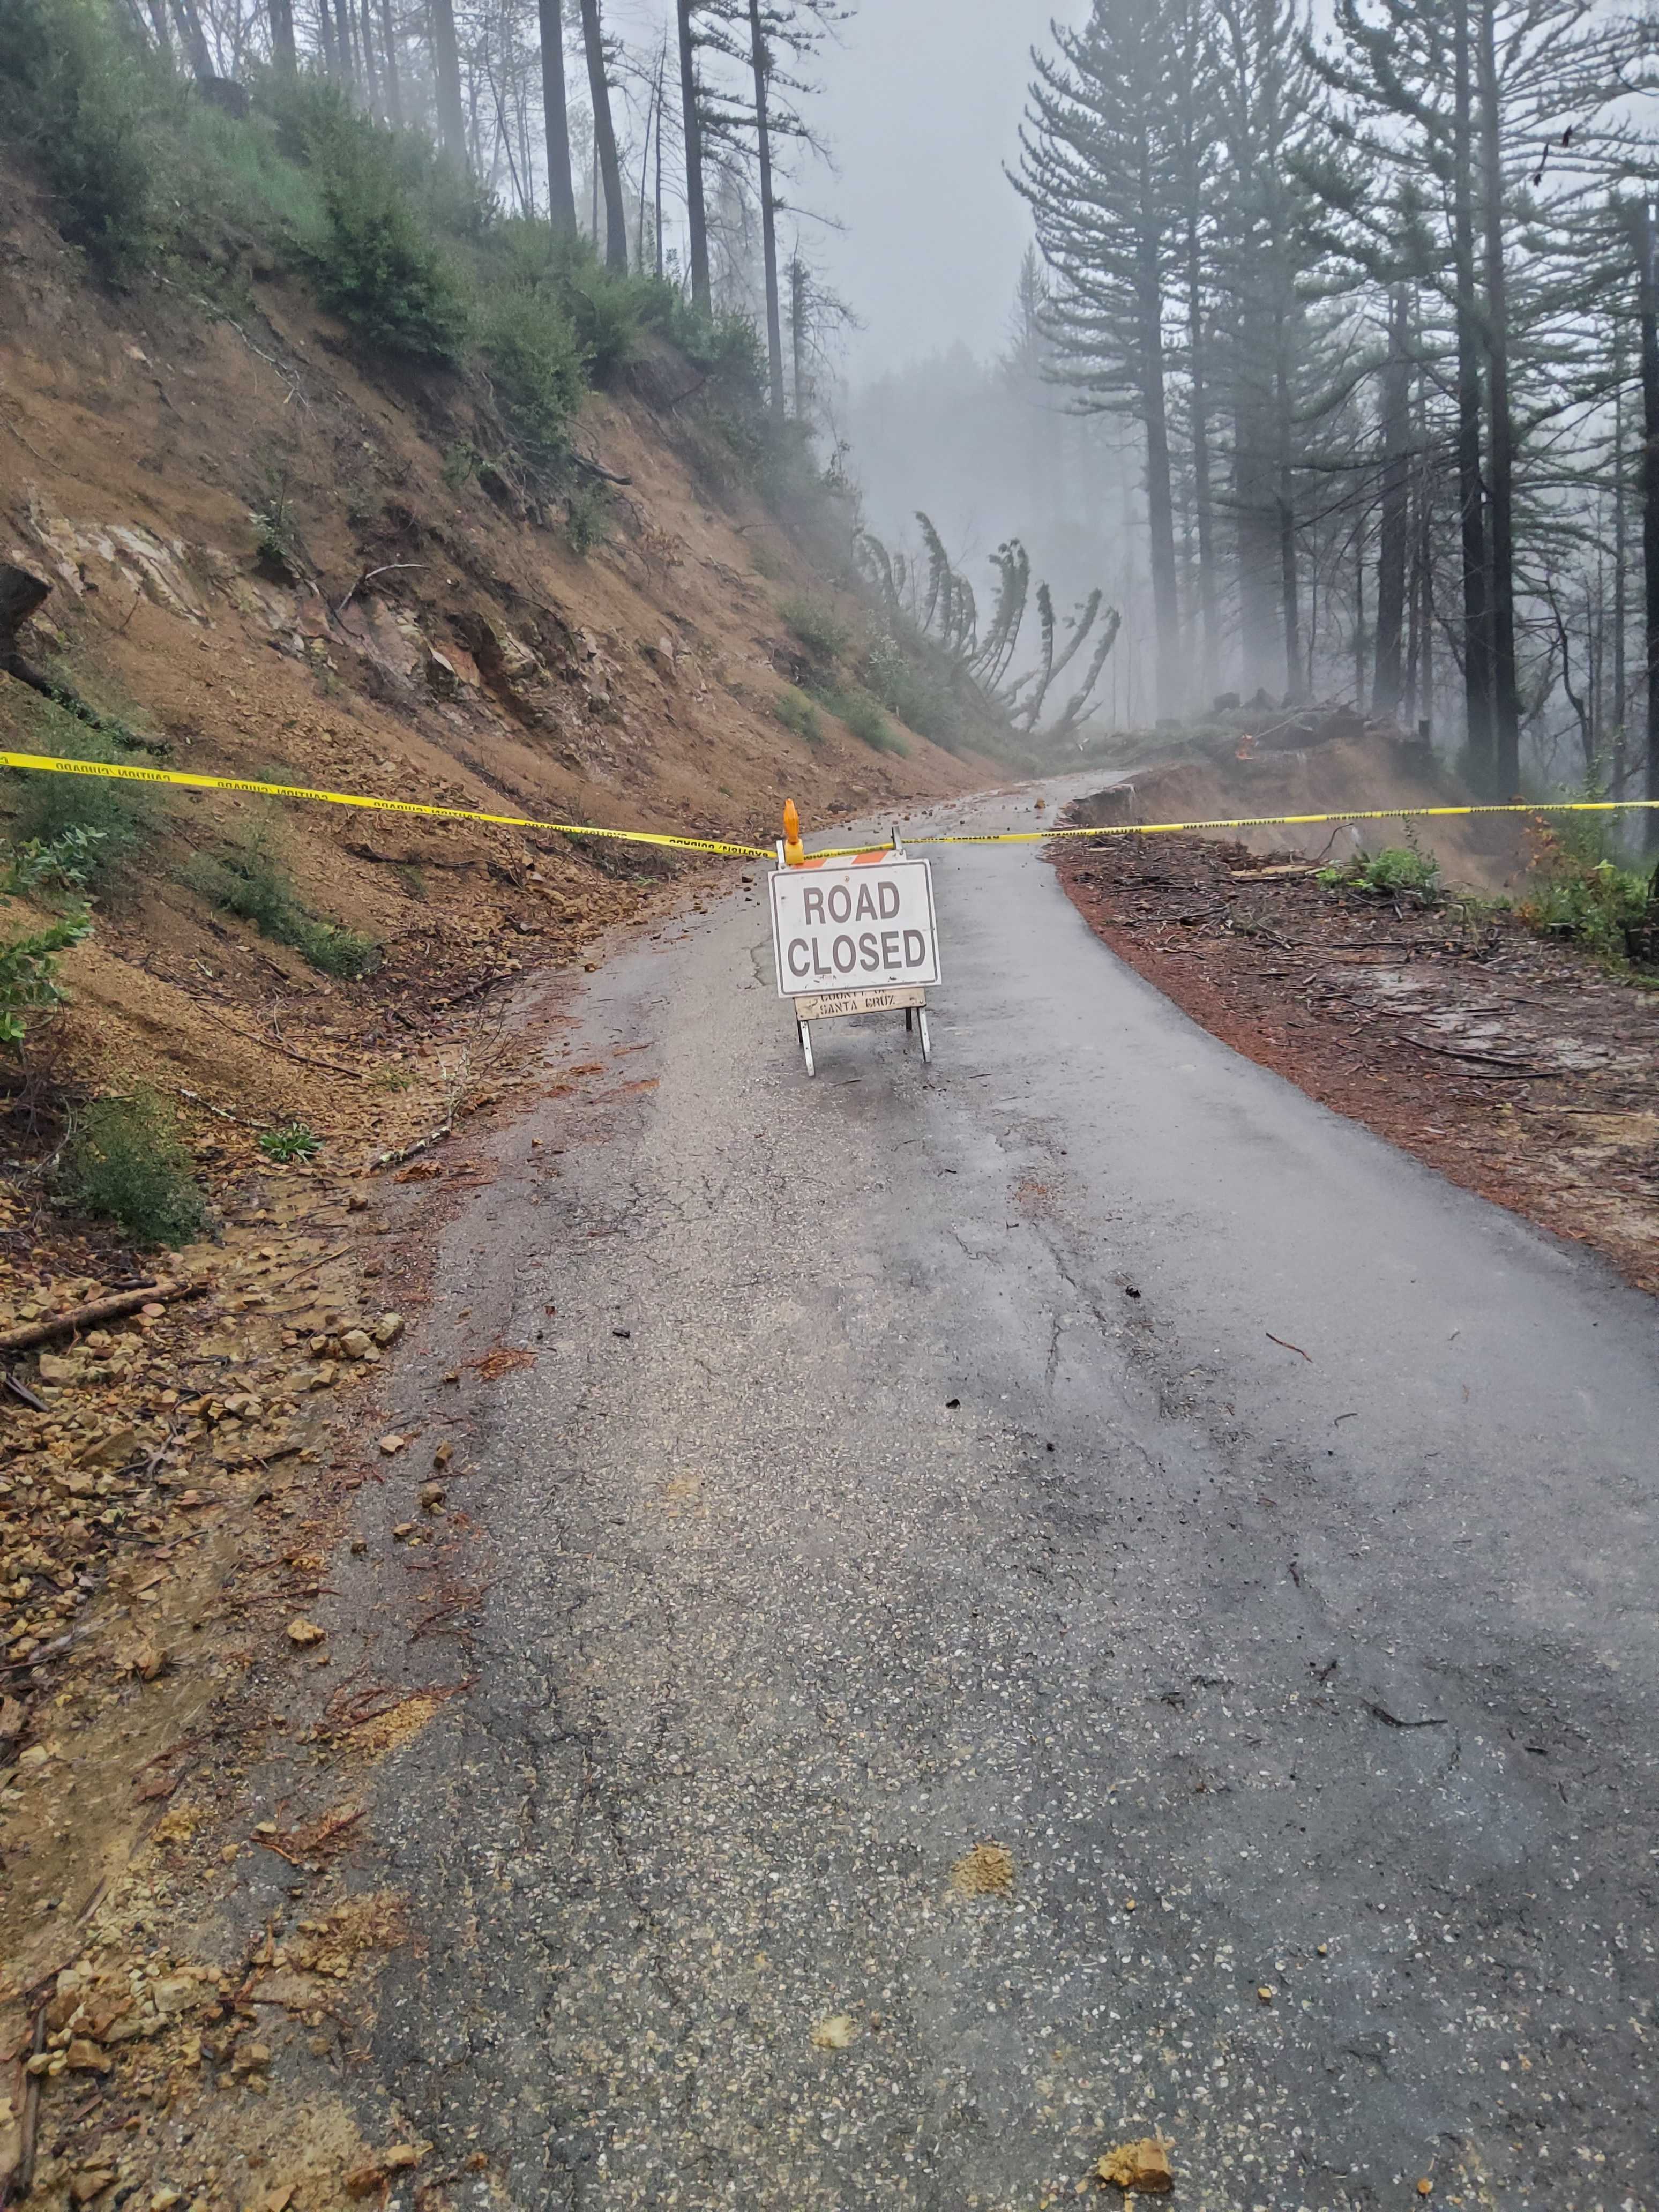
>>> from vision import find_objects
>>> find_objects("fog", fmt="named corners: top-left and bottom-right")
top-left (803, 0), bottom-right (1060, 380)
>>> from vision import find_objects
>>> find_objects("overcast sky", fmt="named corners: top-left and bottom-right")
top-left (601, 1), bottom-right (1068, 379)
top-left (783, 0), bottom-right (1063, 379)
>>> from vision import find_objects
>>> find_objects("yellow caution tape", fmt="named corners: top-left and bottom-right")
top-left (2, 749), bottom-right (1655, 864)
top-left (0, 749), bottom-right (775, 860)
top-left (809, 798), bottom-right (1659, 858)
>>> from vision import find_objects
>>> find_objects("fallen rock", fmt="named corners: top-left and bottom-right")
top-left (373, 1313), bottom-right (405, 1346)
top-left (378, 1433), bottom-right (406, 1456)
top-left (345, 2146), bottom-right (424, 2197)
top-left (79, 1425), bottom-right (138, 1469)
top-left (64, 2037), bottom-right (110, 2072)
top-left (339, 1329), bottom-right (373, 1361)
top-left (70, 2171), bottom-right (116, 2205)
top-left (950, 1842), bottom-right (1015, 1899)
top-left (1096, 2138), bottom-right (1174, 2193)
top-left (285, 1618), bottom-right (326, 1649)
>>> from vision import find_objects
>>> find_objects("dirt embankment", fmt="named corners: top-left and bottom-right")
top-left (1071, 730), bottom-right (1530, 893)
top-left (1, 161), bottom-right (984, 1149)
top-left (0, 167), bottom-right (991, 2206)
top-left (1055, 745), bottom-right (1658, 1297)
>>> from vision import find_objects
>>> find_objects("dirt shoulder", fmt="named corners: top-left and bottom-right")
top-left (1053, 831), bottom-right (1659, 1299)
top-left (0, 890), bottom-right (731, 2209)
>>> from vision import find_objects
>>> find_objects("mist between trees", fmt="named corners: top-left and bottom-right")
top-left (80, 0), bottom-right (857, 439)
top-left (14, 0), bottom-right (1658, 821)
top-left (995, 0), bottom-right (1659, 826)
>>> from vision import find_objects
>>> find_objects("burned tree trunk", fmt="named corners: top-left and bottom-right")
top-left (677, 0), bottom-right (712, 313)
top-left (1372, 282), bottom-right (1411, 718)
top-left (1635, 199), bottom-right (1659, 850)
top-left (747, 0), bottom-right (786, 419)
top-left (538, 0), bottom-right (578, 234)
top-left (0, 565), bottom-right (159, 753)
top-left (1452, 0), bottom-right (1493, 788)
top-left (580, 0), bottom-right (629, 272)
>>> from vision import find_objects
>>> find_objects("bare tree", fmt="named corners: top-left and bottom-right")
top-left (579, 0), bottom-right (627, 270)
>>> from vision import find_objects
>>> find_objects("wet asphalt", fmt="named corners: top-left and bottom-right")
top-left (354, 776), bottom-right (1658, 2210)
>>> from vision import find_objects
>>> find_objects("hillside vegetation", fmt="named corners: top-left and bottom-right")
top-left (0, 9), bottom-right (1002, 1199)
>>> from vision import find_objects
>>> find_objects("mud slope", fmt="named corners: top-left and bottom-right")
top-left (1, 161), bottom-right (984, 1138)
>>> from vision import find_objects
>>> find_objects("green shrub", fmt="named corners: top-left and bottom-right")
top-left (806, 683), bottom-right (907, 756)
top-left (174, 93), bottom-right (320, 245)
top-left (773, 686), bottom-right (823, 748)
top-left (564, 481), bottom-right (611, 557)
top-left (781, 596), bottom-right (852, 668)
top-left (1318, 844), bottom-right (1441, 900)
top-left (259, 1120), bottom-right (321, 1162)
top-left (563, 273), bottom-right (640, 386)
top-left (190, 823), bottom-right (292, 937)
top-left (308, 109), bottom-right (466, 361)
top-left (0, 906), bottom-right (92, 1050)
top-left (1519, 820), bottom-right (1652, 962)
top-left (189, 825), bottom-right (381, 978)
top-left (64, 1089), bottom-right (208, 1246)
top-left (477, 224), bottom-right (642, 385)
top-left (2, 827), bottom-right (109, 898)
top-left (5, 707), bottom-right (167, 887)
top-left (860, 630), bottom-right (962, 747)
top-left (837, 689), bottom-right (906, 756)
top-left (293, 917), bottom-right (379, 978)
top-left (479, 288), bottom-right (587, 469)
top-left (0, 0), bottom-right (177, 271)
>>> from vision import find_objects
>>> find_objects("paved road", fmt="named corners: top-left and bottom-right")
top-left (362, 777), bottom-right (1657, 2210)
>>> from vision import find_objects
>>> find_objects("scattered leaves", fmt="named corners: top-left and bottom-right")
top-left (469, 1345), bottom-right (537, 1381)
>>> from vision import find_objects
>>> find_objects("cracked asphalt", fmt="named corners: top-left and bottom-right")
top-left (353, 776), bottom-right (1657, 2209)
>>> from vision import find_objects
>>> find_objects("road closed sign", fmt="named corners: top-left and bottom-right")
top-left (770, 857), bottom-right (940, 997)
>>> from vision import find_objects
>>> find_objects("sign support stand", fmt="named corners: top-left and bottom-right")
top-left (771, 818), bottom-right (938, 1077)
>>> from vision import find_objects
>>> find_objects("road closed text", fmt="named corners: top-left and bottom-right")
top-left (769, 857), bottom-right (941, 995)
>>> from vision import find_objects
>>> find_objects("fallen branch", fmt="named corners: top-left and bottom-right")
top-left (334, 562), bottom-right (427, 621)
top-left (1266, 1331), bottom-right (1312, 1362)
top-left (0, 1278), bottom-right (208, 1354)
top-left (370, 1123), bottom-right (452, 1172)
top-left (571, 450), bottom-right (634, 486)
top-left (195, 1003), bottom-right (363, 1081)
top-left (177, 1087), bottom-right (244, 1124)
top-left (2, 2005), bottom-right (48, 2208)
top-left (1397, 1033), bottom-right (1550, 1074)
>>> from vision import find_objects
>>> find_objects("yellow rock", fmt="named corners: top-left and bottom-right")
top-left (1096, 2138), bottom-right (1174, 2194)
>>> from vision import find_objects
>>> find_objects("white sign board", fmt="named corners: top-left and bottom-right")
top-left (770, 858), bottom-right (940, 998)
